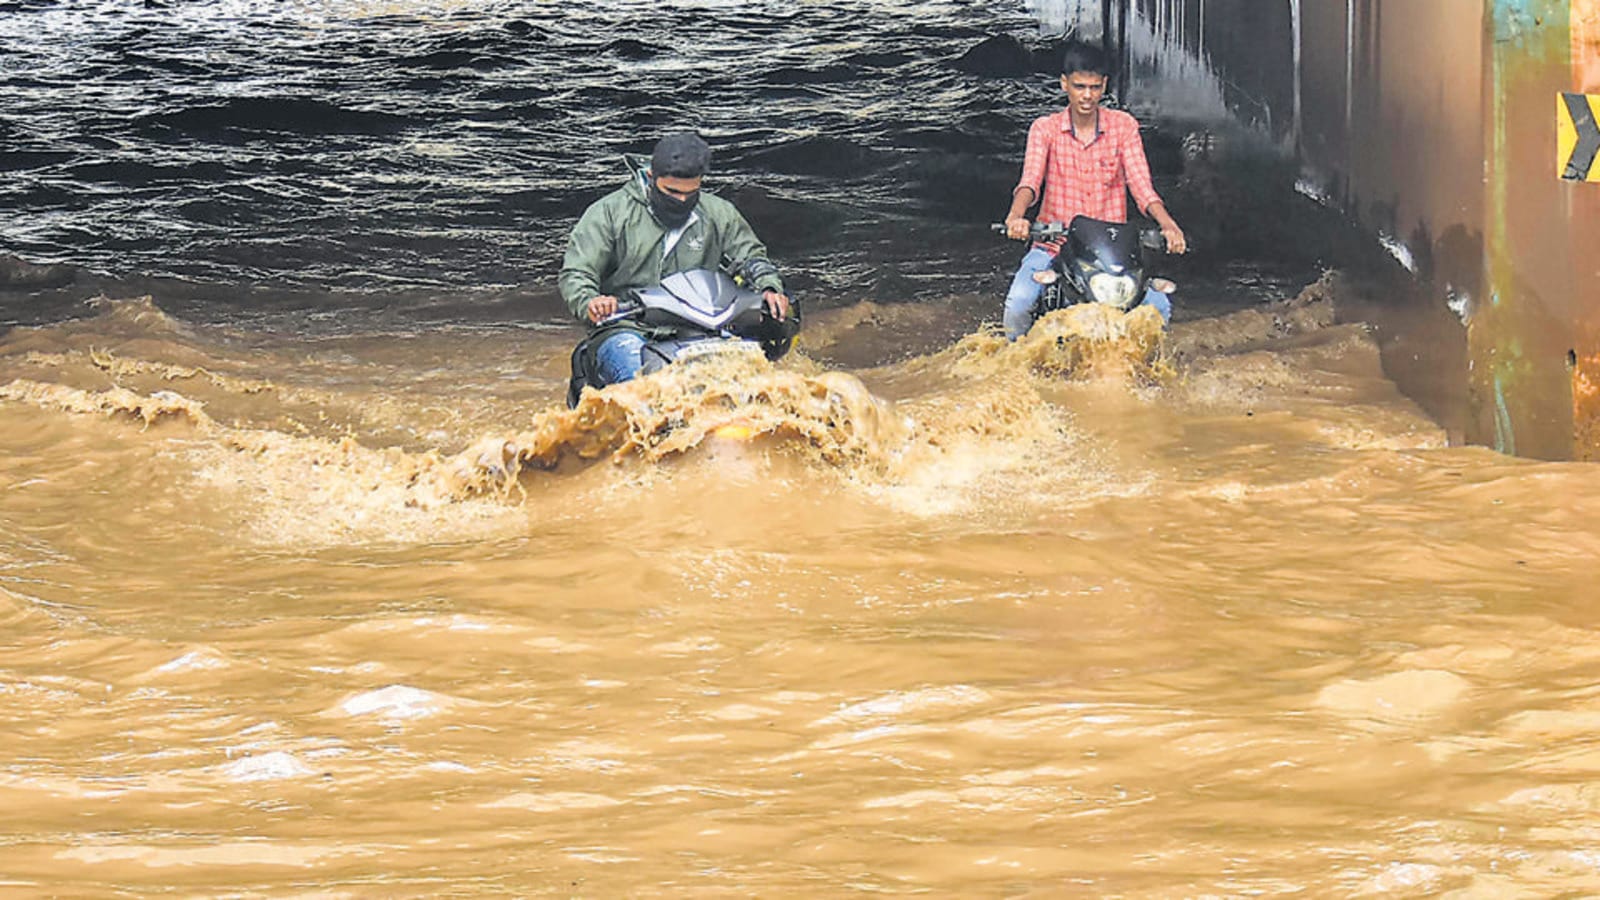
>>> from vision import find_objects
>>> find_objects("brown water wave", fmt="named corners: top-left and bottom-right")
top-left (0, 287), bottom-right (1191, 546)
top-left (0, 275), bottom-right (1435, 556)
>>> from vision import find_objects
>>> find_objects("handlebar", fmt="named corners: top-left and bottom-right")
top-left (594, 294), bottom-right (791, 329)
top-left (991, 221), bottom-right (1066, 240)
top-left (992, 221), bottom-right (1175, 253)
top-left (595, 300), bottom-right (643, 327)
top-left (1138, 228), bottom-right (1168, 252)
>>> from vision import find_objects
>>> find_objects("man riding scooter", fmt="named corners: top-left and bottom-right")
top-left (559, 132), bottom-right (795, 400)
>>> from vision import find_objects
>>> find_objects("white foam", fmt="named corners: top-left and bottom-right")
top-left (333, 684), bottom-right (457, 720)
top-left (219, 751), bottom-right (315, 782)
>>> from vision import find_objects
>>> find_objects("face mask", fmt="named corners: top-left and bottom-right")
top-left (648, 178), bottom-right (699, 228)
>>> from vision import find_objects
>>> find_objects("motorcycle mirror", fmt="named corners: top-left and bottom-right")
top-left (1139, 228), bottom-right (1166, 251)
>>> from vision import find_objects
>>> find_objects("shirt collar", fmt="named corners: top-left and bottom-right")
top-left (1058, 108), bottom-right (1103, 145)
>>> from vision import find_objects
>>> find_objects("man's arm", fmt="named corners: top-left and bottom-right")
top-left (1004, 117), bottom-right (1051, 239)
top-left (719, 207), bottom-right (792, 320)
top-left (558, 202), bottom-right (618, 322)
top-left (1144, 200), bottom-right (1187, 255)
top-left (1120, 121), bottom-right (1187, 254)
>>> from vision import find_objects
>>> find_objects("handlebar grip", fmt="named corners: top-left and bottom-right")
top-left (596, 301), bottom-right (642, 326)
top-left (994, 221), bottom-right (1066, 239)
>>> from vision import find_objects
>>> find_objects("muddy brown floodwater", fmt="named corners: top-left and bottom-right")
top-left (3, 274), bottom-right (1598, 896)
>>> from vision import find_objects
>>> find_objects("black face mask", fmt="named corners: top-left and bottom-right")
top-left (648, 178), bottom-right (700, 228)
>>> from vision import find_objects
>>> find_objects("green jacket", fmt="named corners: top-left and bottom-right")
top-left (558, 168), bottom-right (786, 324)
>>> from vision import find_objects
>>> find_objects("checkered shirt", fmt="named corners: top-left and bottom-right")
top-left (1014, 107), bottom-right (1162, 246)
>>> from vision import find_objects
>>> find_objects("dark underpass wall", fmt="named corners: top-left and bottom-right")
top-left (1142, 0), bottom-right (1600, 459)
top-left (1300, 0), bottom-right (1486, 449)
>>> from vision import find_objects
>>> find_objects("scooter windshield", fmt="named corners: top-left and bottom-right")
top-left (655, 270), bottom-right (743, 317)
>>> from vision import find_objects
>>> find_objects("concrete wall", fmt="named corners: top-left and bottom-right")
top-left (1140, 0), bottom-right (1600, 459)
top-left (1300, 0), bottom-right (1486, 448)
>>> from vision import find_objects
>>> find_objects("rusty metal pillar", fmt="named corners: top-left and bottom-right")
top-left (1567, 0), bottom-right (1600, 458)
top-left (1478, 0), bottom-right (1600, 458)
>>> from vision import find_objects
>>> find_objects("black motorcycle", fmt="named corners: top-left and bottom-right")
top-left (995, 215), bottom-right (1175, 323)
top-left (566, 268), bottom-right (800, 408)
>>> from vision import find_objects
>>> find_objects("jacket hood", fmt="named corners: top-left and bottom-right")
top-left (622, 154), bottom-right (652, 206)
top-left (620, 153), bottom-right (716, 220)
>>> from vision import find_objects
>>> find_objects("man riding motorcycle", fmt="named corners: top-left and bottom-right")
top-left (558, 132), bottom-right (794, 392)
top-left (1000, 40), bottom-right (1187, 340)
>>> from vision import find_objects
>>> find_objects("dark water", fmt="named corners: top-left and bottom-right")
top-left (0, 0), bottom-right (1326, 331)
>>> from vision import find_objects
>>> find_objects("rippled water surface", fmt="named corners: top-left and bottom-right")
top-left (0, 0), bottom-right (1103, 307)
top-left (5, 2), bottom-right (1600, 897)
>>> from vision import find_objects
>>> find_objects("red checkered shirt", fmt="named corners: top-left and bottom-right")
top-left (1014, 107), bottom-right (1162, 247)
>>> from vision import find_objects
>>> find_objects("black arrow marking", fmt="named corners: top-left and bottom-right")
top-left (1563, 92), bottom-right (1600, 181)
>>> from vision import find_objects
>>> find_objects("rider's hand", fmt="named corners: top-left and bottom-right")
top-left (586, 294), bottom-right (619, 323)
top-left (1005, 216), bottom-right (1031, 241)
top-left (1162, 224), bottom-right (1188, 255)
top-left (763, 290), bottom-right (791, 321)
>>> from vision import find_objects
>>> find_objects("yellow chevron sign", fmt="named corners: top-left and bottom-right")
top-left (1559, 92), bottom-right (1600, 181)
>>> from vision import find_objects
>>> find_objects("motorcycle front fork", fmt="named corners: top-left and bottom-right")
top-left (1034, 282), bottom-right (1068, 317)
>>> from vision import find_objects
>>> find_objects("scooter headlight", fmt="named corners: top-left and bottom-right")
top-left (1088, 273), bottom-right (1140, 310)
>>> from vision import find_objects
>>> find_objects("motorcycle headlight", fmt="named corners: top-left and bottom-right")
top-left (1088, 273), bottom-right (1140, 310)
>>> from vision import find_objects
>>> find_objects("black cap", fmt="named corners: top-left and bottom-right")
top-left (651, 132), bottom-right (712, 178)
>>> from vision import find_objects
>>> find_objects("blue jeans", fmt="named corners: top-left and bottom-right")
top-left (593, 329), bottom-right (645, 385)
top-left (1003, 246), bottom-right (1171, 340)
